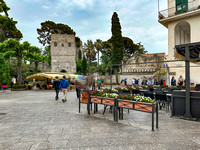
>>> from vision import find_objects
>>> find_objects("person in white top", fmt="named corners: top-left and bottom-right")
top-left (132, 78), bottom-right (135, 87)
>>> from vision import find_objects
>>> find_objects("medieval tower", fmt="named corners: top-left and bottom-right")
top-left (51, 34), bottom-right (77, 73)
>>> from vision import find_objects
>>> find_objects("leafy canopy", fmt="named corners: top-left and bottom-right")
top-left (37, 20), bottom-right (76, 46)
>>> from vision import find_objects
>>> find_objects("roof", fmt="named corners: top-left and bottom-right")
top-left (141, 53), bottom-right (165, 57)
top-left (26, 72), bottom-right (78, 80)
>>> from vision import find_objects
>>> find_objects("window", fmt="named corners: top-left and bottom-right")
top-left (68, 42), bottom-right (71, 47)
top-left (176, 0), bottom-right (188, 14)
top-left (54, 42), bottom-right (57, 47)
top-left (62, 43), bottom-right (64, 47)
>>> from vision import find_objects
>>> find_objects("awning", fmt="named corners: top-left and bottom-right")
top-left (26, 72), bottom-right (79, 80)
top-left (175, 42), bottom-right (200, 60)
top-left (153, 68), bottom-right (168, 76)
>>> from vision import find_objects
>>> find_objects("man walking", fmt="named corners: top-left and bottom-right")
top-left (53, 76), bottom-right (60, 100)
top-left (59, 76), bottom-right (69, 103)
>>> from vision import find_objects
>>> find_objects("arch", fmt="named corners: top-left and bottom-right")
top-left (60, 69), bottom-right (67, 73)
top-left (175, 21), bottom-right (190, 46)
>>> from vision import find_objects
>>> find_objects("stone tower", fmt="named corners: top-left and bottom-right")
top-left (51, 34), bottom-right (76, 73)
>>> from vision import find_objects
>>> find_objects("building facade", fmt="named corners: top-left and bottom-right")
top-left (51, 34), bottom-right (77, 73)
top-left (121, 53), bottom-right (166, 85)
top-left (159, 0), bottom-right (200, 85)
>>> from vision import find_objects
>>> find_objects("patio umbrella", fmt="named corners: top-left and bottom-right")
top-left (75, 75), bottom-right (85, 83)
top-left (153, 68), bottom-right (168, 76)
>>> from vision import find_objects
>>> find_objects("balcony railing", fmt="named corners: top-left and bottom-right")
top-left (159, 0), bottom-right (200, 20)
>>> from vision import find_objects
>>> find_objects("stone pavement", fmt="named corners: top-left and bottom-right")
top-left (0, 90), bottom-right (200, 150)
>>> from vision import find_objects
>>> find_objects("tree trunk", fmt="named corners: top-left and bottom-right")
top-left (17, 56), bottom-right (22, 85)
top-left (35, 63), bottom-right (38, 73)
top-left (88, 57), bottom-right (91, 74)
top-left (97, 51), bottom-right (99, 67)
top-left (115, 69), bottom-right (119, 84)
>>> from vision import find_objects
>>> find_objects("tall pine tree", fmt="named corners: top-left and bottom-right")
top-left (111, 12), bottom-right (124, 68)
top-left (111, 12), bottom-right (124, 83)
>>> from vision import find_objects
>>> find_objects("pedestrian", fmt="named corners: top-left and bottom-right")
top-left (160, 79), bottom-right (163, 85)
top-left (53, 76), bottom-right (60, 100)
top-left (2, 81), bottom-right (7, 92)
top-left (121, 79), bottom-right (124, 87)
top-left (124, 80), bottom-right (127, 86)
top-left (163, 80), bottom-right (166, 85)
top-left (132, 78), bottom-right (135, 87)
top-left (97, 78), bottom-right (101, 90)
top-left (59, 76), bottom-right (69, 103)
top-left (74, 80), bottom-right (80, 98)
top-left (154, 79), bottom-right (158, 85)
top-left (147, 79), bottom-right (152, 85)
top-left (178, 75), bottom-right (183, 86)
top-left (135, 79), bottom-right (139, 86)
top-left (10, 81), bottom-right (14, 89)
top-left (92, 79), bottom-right (95, 90)
top-left (171, 76), bottom-right (176, 86)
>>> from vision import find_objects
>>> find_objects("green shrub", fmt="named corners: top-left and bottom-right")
top-left (13, 85), bottom-right (26, 89)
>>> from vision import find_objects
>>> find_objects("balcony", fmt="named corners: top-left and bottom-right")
top-left (159, 0), bottom-right (200, 20)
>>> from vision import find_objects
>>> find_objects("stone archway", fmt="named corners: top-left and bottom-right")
top-left (60, 69), bottom-right (67, 73)
top-left (175, 21), bottom-right (190, 46)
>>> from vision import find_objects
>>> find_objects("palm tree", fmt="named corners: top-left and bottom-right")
top-left (94, 39), bottom-right (103, 67)
top-left (83, 40), bottom-right (95, 71)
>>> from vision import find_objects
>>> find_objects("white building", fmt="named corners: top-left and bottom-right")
top-left (158, 0), bottom-right (200, 85)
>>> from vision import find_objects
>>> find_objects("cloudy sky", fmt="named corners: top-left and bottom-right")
top-left (6, 0), bottom-right (168, 54)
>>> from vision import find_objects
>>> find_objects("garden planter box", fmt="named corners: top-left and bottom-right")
top-left (90, 97), bottom-right (115, 106)
top-left (82, 92), bottom-right (89, 103)
top-left (134, 101), bottom-right (155, 112)
top-left (118, 99), bottom-right (133, 109)
top-left (172, 91), bottom-right (200, 118)
top-left (91, 97), bottom-right (101, 103)
top-left (102, 98), bottom-right (114, 106)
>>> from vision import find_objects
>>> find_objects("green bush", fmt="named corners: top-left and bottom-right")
top-left (13, 85), bottom-right (26, 89)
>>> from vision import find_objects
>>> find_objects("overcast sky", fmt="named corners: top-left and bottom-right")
top-left (6, 0), bottom-right (168, 54)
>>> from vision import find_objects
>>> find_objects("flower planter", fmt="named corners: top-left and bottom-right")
top-left (82, 91), bottom-right (89, 103)
top-left (91, 97), bottom-right (101, 103)
top-left (102, 98), bottom-right (114, 106)
top-left (118, 99), bottom-right (133, 109)
top-left (134, 101), bottom-right (155, 112)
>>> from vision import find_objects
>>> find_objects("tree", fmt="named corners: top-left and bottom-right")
top-left (43, 46), bottom-right (51, 66)
top-left (135, 42), bottom-right (147, 54)
top-left (94, 39), bottom-right (103, 67)
top-left (37, 20), bottom-right (78, 46)
top-left (27, 46), bottom-right (44, 73)
top-left (111, 12), bottom-right (124, 66)
top-left (83, 40), bottom-right (95, 70)
top-left (76, 59), bottom-right (82, 74)
top-left (0, 30), bottom-right (5, 43)
top-left (0, 53), bottom-right (10, 86)
top-left (0, 0), bottom-right (10, 16)
top-left (0, 39), bottom-right (30, 85)
top-left (100, 41), bottom-right (113, 74)
top-left (0, 0), bottom-right (22, 40)
top-left (82, 55), bottom-right (87, 75)
top-left (110, 12), bottom-right (124, 83)
top-left (78, 49), bottom-right (82, 60)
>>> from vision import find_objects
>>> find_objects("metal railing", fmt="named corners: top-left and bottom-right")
top-left (159, 0), bottom-right (200, 19)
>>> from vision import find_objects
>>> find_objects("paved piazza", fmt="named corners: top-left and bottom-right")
top-left (0, 90), bottom-right (200, 150)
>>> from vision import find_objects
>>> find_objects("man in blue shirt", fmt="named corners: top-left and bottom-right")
top-left (59, 76), bottom-right (69, 103)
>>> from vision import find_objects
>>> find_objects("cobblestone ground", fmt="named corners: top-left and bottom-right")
top-left (0, 90), bottom-right (200, 150)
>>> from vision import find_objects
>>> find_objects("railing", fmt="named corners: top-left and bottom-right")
top-left (159, 0), bottom-right (200, 19)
